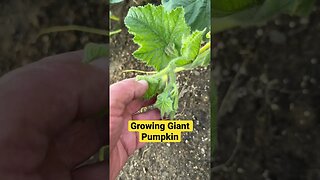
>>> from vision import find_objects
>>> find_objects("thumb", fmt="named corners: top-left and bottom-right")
top-left (110, 78), bottom-right (148, 107)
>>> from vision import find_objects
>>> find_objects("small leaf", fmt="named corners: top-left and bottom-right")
top-left (206, 31), bottom-right (211, 39)
top-left (136, 76), bottom-right (163, 100)
top-left (181, 30), bottom-right (204, 60)
top-left (155, 92), bottom-right (174, 117)
top-left (83, 43), bottom-right (108, 63)
top-left (192, 49), bottom-right (210, 67)
top-left (124, 4), bottom-right (190, 71)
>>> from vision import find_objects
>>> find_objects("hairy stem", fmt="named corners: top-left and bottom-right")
top-left (110, 29), bottom-right (122, 36)
top-left (199, 41), bottom-right (211, 54)
top-left (122, 69), bottom-right (157, 74)
top-left (38, 25), bottom-right (108, 37)
top-left (134, 39), bottom-right (211, 80)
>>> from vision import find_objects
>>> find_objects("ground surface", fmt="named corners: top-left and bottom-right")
top-left (0, 0), bottom-right (106, 76)
top-left (110, 3), bottom-right (211, 178)
top-left (213, 3), bottom-right (320, 180)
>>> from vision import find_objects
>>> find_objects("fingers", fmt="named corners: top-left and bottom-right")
top-left (132, 109), bottom-right (161, 149)
top-left (72, 162), bottom-right (107, 180)
top-left (110, 79), bottom-right (148, 112)
top-left (120, 109), bottom-right (161, 155)
top-left (0, 50), bottom-right (108, 136)
top-left (53, 116), bottom-right (107, 169)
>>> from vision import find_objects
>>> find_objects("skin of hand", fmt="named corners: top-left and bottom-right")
top-left (0, 51), bottom-right (107, 180)
top-left (109, 79), bottom-right (160, 180)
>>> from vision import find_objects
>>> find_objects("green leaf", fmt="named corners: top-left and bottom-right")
top-left (136, 75), bottom-right (163, 100)
top-left (162, 0), bottom-right (210, 31)
top-left (155, 92), bottom-right (174, 117)
top-left (181, 30), bottom-right (204, 61)
top-left (191, 49), bottom-right (210, 67)
top-left (206, 31), bottom-right (211, 39)
top-left (213, 0), bottom-right (315, 33)
top-left (289, 0), bottom-right (315, 16)
top-left (173, 30), bottom-right (204, 67)
top-left (212, 0), bottom-right (263, 17)
top-left (173, 57), bottom-right (189, 67)
top-left (164, 42), bottom-right (180, 58)
top-left (124, 4), bottom-right (190, 71)
top-left (83, 43), bottom-right (108, 63)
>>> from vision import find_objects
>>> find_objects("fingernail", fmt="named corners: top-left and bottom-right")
top-left (138, 80), bottom-right (148, 87)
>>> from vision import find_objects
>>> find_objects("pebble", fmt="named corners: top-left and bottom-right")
top-left (194, 70), bottom-right (200, 76)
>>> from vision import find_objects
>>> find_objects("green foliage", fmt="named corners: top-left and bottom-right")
top-left (162, 0), bottom-right (211, 32)
top-left (181, 30), bottom-right (204, 61)
top-left (155, 91), bottom-right (174, 118)
top-left (212, 0), bottom-right (316, 33)
top-left (136, 75), bottom-right (164, 100)
top-left (124, 4), bottom-right (210, 118)
top-left (212, 0), bottom-right (263, 17)
top-left (124, 4), bottom-right (190, 71)
top-left (192, 48), bottom-right (210, 67)
top-left (83, 43), bottom-right (108, 63)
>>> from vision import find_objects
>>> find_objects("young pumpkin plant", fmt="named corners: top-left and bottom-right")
top-left (124, 4), bottom-right (211, 119)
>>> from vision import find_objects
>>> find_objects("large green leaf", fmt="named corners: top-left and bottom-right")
top-left (162, 0), bottom-right (210, 32)
top-left (213, 0), bottom-right (316, 33)
top-left (124, 4), bottom-right (190, 71)
top-left (212, 0), bottom-right (263, 17)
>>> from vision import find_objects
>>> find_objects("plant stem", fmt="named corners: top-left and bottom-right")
top-left (199, 41), bottom-right (211, 54)
top-left (38, 25), bottom-right (108, 37)
top-left (138, 39), bottom-right (211, 79)
top-left (110, 14), bottom-right (120, 21)
top-left (110, 29), bottom-right (122, 36)
top-left (122, 69), bottom-right (157, 74)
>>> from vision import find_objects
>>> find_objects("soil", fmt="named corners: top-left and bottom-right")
top-left (110, 5), bottom-right (211, 179)
top-left (213, 3), bottom-right (320, 180)
top-left (0, 0), bottom-right (106, 76)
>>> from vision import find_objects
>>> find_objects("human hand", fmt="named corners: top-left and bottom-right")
top-left (109, 79), bottom-right (160, 180)
top-left (0, 51), bottom-right (107, 180)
